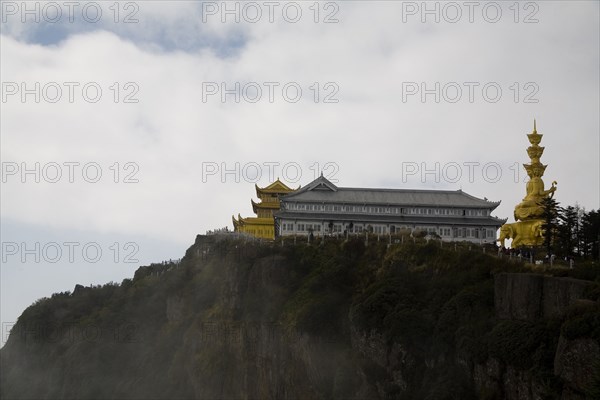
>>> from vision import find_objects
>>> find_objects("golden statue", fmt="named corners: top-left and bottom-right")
top-left (499, 120), bottom-right (557, 248)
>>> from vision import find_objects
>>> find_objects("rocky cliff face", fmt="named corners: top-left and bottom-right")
top-left (2, 236), bottom-right (599, 399)
top-left (495, 273), bottom-right (595, 321)
top-left (471, 273), bottom-right (600, 400)
top-left (554, 336), bottom-right (600, 398)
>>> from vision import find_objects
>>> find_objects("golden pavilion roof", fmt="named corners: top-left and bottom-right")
top-left (255, 179), bottom-right (297, 197)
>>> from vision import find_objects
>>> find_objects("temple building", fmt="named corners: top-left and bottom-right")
top-left (274, 175), bottom-right (506, 243)
top-left (232, 179), bottom-right (297, 239)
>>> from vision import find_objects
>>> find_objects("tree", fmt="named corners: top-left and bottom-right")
top-left (574, 204), bottom-right (585, 256)
top-left (558, 205), bottom-right (578, 257)
top-left (540, 196), bottom-right (562, 255)
top-left (581, 209), bottom-right (600, 260)
top-left (346, 222), bottom-right (354, 239)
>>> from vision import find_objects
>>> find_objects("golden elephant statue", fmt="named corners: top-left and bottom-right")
top-left (498, 220), bottom-right (544, 248)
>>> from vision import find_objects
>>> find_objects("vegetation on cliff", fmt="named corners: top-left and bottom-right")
top-left (1, 235), bottom-right (599, 399)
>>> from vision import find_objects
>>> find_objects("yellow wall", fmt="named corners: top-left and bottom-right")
top-left (237, 224), bottom-right (274, 239)
top-left (233, 180), bottom-right (296, 240)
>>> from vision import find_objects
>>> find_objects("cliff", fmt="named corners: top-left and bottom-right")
top-left (1, 235), bottom-right (599, 399)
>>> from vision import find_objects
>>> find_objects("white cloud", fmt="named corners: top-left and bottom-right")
top-left (1, 0), bottom-right (598, 330)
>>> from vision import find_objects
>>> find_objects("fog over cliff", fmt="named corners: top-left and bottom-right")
top-left (2, 235), bottom-right (599, 399)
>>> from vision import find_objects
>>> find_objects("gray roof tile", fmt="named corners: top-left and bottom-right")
top-left (282, 176), bottom-right (501, 209)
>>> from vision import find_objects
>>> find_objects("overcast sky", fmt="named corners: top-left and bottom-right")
top-left (1, 1), bottom-right (599, 344)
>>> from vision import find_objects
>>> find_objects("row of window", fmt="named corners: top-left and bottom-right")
top-left (282, 223), bottom-right (322, 232)
top-left (241, 228), bottom-right (273, 236)
top-left (284, 203), bottom-right (489, 217)
top-left (281, 223), bottom-right (495, 238)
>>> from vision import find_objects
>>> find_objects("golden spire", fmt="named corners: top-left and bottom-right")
top-left (533, 118), bottom-right (537, 133)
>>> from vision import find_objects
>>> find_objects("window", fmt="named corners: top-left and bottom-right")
top-left (466, 209), bottom-right (484, 217)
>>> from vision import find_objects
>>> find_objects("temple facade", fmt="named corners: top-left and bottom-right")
top-left (232, 179), bottom-right (297, 239)
top-left (274, 175), bottom-right (506, 243)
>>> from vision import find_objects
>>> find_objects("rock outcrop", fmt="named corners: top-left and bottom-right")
top-left (495, 273), bottom-right (595, 320)
top-left (554, 336), bottom-right (600, 397)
